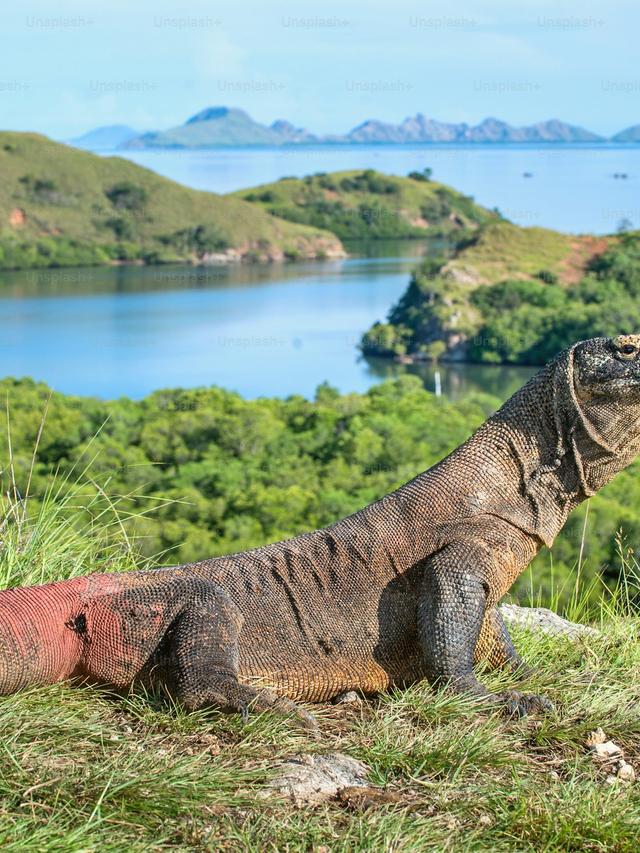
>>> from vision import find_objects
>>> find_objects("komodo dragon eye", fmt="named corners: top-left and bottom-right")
top-left (618, 344), bottom-right (638, 359)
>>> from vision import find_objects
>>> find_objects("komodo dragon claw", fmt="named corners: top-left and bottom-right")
top-left (499, 690), bottom-right (555, 718)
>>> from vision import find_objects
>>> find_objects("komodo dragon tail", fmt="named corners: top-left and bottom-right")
top-left (0, 576), bottom-right (90, 694)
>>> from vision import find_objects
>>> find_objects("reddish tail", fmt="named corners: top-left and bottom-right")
top-left (0, 576), bottom-right (89, 694)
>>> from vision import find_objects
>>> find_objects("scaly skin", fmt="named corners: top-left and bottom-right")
top-left (2, 335), bottom-right (640, 724)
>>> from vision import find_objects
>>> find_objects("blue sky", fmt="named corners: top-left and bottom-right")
top-left (2, 0), bottom-right (638, 138)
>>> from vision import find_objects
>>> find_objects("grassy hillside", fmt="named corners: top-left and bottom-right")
top-left (440, 221), bottom-right (592, 285)
top-left (0, 132), bottom-right (344, 269)
top-left (361, 221), bottom-right (632, 364)
top-left (233, 169), bottom-right (499, 241)
top-left (0, 379), bottom-right (639, 849)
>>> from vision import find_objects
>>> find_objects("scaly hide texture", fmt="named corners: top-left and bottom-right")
top-left (2, 335), bottom-right (640, 722)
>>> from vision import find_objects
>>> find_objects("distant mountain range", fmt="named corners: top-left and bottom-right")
top-left (67, 108), bottom-right (640, 151)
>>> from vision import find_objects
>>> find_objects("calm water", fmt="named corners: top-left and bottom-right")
top-left (10, 142), bottom-right (620, 402)
top-left (120, 143), bottom-right (640, 235)
top-left (0, 243), bottom-right (532, 401)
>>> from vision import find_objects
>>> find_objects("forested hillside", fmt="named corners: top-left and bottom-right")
top-left (362, 223), bottom-right (640, 364)
top-left (234, 169), bottom-right (498, 240)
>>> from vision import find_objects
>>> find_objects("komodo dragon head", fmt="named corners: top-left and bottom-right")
top-left (560, 334), bottom-right (640, 494)
top-left (483, 334), bottom-right (640, 546)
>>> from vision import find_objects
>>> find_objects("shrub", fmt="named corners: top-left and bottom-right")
top-left (104, 182), bottom-right (148, 212)
top-left (408, 168), bottom-right (433, 182)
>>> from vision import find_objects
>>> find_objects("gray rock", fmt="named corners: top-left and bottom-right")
top-left (500, 604), bottom-right (599, 639)
top-left (332, 690), bottom-right (363, 706)
top-left (262, 752), bottom-right (370, 805)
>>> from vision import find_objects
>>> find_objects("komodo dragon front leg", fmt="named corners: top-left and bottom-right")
top-left (417, 539), bottom-right (552, 717)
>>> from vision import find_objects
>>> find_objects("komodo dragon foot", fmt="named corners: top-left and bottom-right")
top-left (497, 690), bottom-right (554, 718)
top-left (444, 676), bottom-right (555, 719)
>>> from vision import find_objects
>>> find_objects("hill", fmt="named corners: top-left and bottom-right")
top-left (68, 124), bottom-right (140, 151)
top-left (125, 107), bottom-right (310, 149)
top-left (346, 115), bottom-right (603, 144)
top-left (233, 169), bottom-right (499, 240)
top-left (0, 132), bottom-right (344, 269)
top-left (611, 124), bottom-right (640, 143)
top-left (360, 220), bottom-right (637, 364)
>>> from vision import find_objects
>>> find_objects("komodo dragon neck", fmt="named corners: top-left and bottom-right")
top-left (391, 350), bottom-right (637, 551)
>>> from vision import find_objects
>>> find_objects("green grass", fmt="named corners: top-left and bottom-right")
top-left (0, 468), bottom-right (639, 849)
top-left (0, 132), bottom-right (343, 269)
top-left (232, 169), bottom-right (499, 241)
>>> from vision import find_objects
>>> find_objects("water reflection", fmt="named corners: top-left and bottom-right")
top-left (364, 358), bottom-right (535, 402)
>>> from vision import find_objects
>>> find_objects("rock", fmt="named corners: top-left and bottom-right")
top-left (585, 728), bottom-right (636, 783)
top-left (591, 741), bottom-right (623, 760)
top-left (499, 605), bottom-right (599, 639)
top-left (262, 752), bottom-right (370, 805)
top-left (616, 761), bottom-right (636, 782)
top-left (9, 207), bottom-right (26, 228)
top-left (444, 264), bottom-right (481, 285)
top-left (332, 691), bottom-right (362, 706)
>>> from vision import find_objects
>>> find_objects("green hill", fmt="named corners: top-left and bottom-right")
top-left (360, 220), bottom-right (635, 364)
top-left (0, 132), bottom-right (344, 270)
top-left (233, 169), bottom-right (499, 241)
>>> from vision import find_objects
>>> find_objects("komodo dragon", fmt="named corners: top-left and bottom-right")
top-left (1, 335), bottom-right (640, 724)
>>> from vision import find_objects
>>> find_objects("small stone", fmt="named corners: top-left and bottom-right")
top-left (617, 762), bottom-right (636, 782)
top-left (333, 691), bottom-right (362, 706)
top-left (549, 770), bottom-right (560, 781)
top-left (478, 814), bottom-right (492, 826)
top-left (591, 740), bottom-right (623, 760)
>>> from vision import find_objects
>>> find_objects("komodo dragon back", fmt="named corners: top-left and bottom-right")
top-left (1, 335), bottom-right (640, 724)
